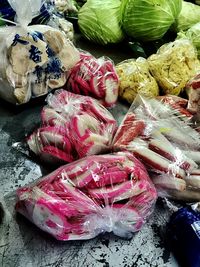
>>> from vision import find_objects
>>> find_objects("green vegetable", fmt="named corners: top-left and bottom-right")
top-left (178, 22), bottom-right (200, 58)
top-left (121, 0), bottom-right (182, 42)
top-left (175, 1), bottom-right (200, 32)
top-left (78, 0), bottom-right (124, 45)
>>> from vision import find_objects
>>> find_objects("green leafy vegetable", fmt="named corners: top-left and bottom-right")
top-left (78, 0), bottom-right (124, 45)
top-left (121, 0), bottom-right (182, 41)
top-left (175, 1), bottom-right (200, 32)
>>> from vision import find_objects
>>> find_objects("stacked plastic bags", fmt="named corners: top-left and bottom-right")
top-left (5, 0), bottom-right (200, 244)
top-left (18, 91), bottom-right (200, 239)
top-left (0, 0), bottom-right (120, 106)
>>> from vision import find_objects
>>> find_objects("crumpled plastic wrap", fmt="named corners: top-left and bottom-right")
top-left (147, 39), bottom-right (200, 96)
top-left (113, 94), bottom-right (200, 201)
top-left (27, 90), bottom-right (117, 164)
top-left (0, 0), bottom-right (80, 104)
top-left (116, 58), bottom-right (159, 104)
top-left (15, 151), bottom-right (157, 240)
top-left (65, 52), bottom-right (119, 107)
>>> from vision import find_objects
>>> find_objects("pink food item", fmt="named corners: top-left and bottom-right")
top-left (113, 113), bottom-right (146, 147)
top-left (157, 95), bottom-right (193, 119)
top-left (27, 90), bottom-right (117, 164)
top-left (16, 152), bottom-right (157, 240)
top-left (65, 53), bottom-right (119, 107)
top-left (149, 138), bottom-right (197, 172)
top-left (151, 175), bottom-right (186, 191)
top-left (113, 95), bottom-right (200, 199)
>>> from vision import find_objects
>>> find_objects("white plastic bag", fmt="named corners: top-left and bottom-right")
top-left (0, 0), bottom-right (80, 104)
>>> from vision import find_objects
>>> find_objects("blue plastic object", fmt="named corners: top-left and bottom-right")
top-left (167, 205), bottom-right (200, 267)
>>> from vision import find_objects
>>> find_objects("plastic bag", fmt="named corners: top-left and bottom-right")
top-left (54, 0), bottom-right (78, 14)
top-left (185, 73), bottom-right (200, 122)
top-left (64, 52), bottom-right (119, 107)
top-left (15, 151), bottom-right (157, 240)
top-left (0, 0), bottom-right (80, 104)
top-left (167, 203), bottom-right (200, 267)
top-left (27, 90), bottom-right (117, 164)
top-left (0, 0), bottom-right (55, 26)
top-left (113, 94), bottom-right (200, 201)
top-left (147, 39), bottom-right (200, 96)
top-left (47, 14), bottom-right (74, 41)
top-left (116, 58), bottom-right (159, 104)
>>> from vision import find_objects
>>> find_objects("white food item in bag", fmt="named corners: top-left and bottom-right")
top-left (0, 0), bottom-right (80, 104)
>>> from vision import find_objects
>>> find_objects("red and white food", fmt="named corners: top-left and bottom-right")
top-left (113, 95), bottom-right (200, 201)
top-left (27, 90), bottom-right (117, 164)
top-left (16, 152), bottom-right (157, 240)
top-left (186, 73), bottom-right (200, 116)
top-left (65, 53), bottom-right (119, 107)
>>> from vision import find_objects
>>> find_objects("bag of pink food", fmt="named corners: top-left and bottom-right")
top-left (27, 90), bottom-right (117, 164)
top-left (16, 151), bottom-right (157, 240)
top-left (64, 52), bottom-right (119, 107)
top-left (113, 94), bottom-right (200, 202)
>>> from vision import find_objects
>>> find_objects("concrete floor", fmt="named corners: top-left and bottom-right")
top-left (0, 36), bottom-right (180, 267)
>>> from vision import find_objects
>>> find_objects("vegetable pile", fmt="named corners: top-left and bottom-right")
top-left (78, 0), bottom-right (182, 44)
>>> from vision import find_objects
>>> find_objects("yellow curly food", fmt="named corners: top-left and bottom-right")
top-left (116, 58), bottom-right (159, 104)
top-left (147, 39), bottom-right (200, 96)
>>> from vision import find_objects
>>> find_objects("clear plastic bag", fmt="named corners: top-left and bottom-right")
top-left (64, 52), bottom-right (119, 107)
top-left (113, 94), bottom-right (200, 201)
top-left (0, 0), bottom-right (55, 26)
top-left (15, 151), bottom-right (157, 240)
top-left (27, 89), bottom-right (117, 164)
top-left (185, 73), bottom-right (200, 122)
top-left (47, 14), bottom-right (74, 41)
top-left (147, 39), bottom-right (200, 96)
top-left (54, 0), bottom-right (78, 14)
top-left (116, 58), bottom-right (159, 104)
top-left (0, 0), bottom-right (80, 104)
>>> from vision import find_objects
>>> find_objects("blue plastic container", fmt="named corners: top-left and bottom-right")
top-left (167, 205), bottom-right (200, 267)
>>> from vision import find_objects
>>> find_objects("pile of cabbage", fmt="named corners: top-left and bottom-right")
top-left (78, 0), bottom-right (183, 45)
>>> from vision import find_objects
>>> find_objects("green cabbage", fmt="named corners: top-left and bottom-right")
top-left (178, 22), bottom-right (200, 58)
top-left (175, 1), bottom-right (200, 32)
top-left (121, 0), bottom-right (182, 42)
top-left (78, 0), bottom-right (124, 45)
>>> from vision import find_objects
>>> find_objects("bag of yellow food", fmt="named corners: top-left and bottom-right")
top-left (116, 58), bottom-right (159, 104)
top-left (147, 39), bottom-right (200, 96)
